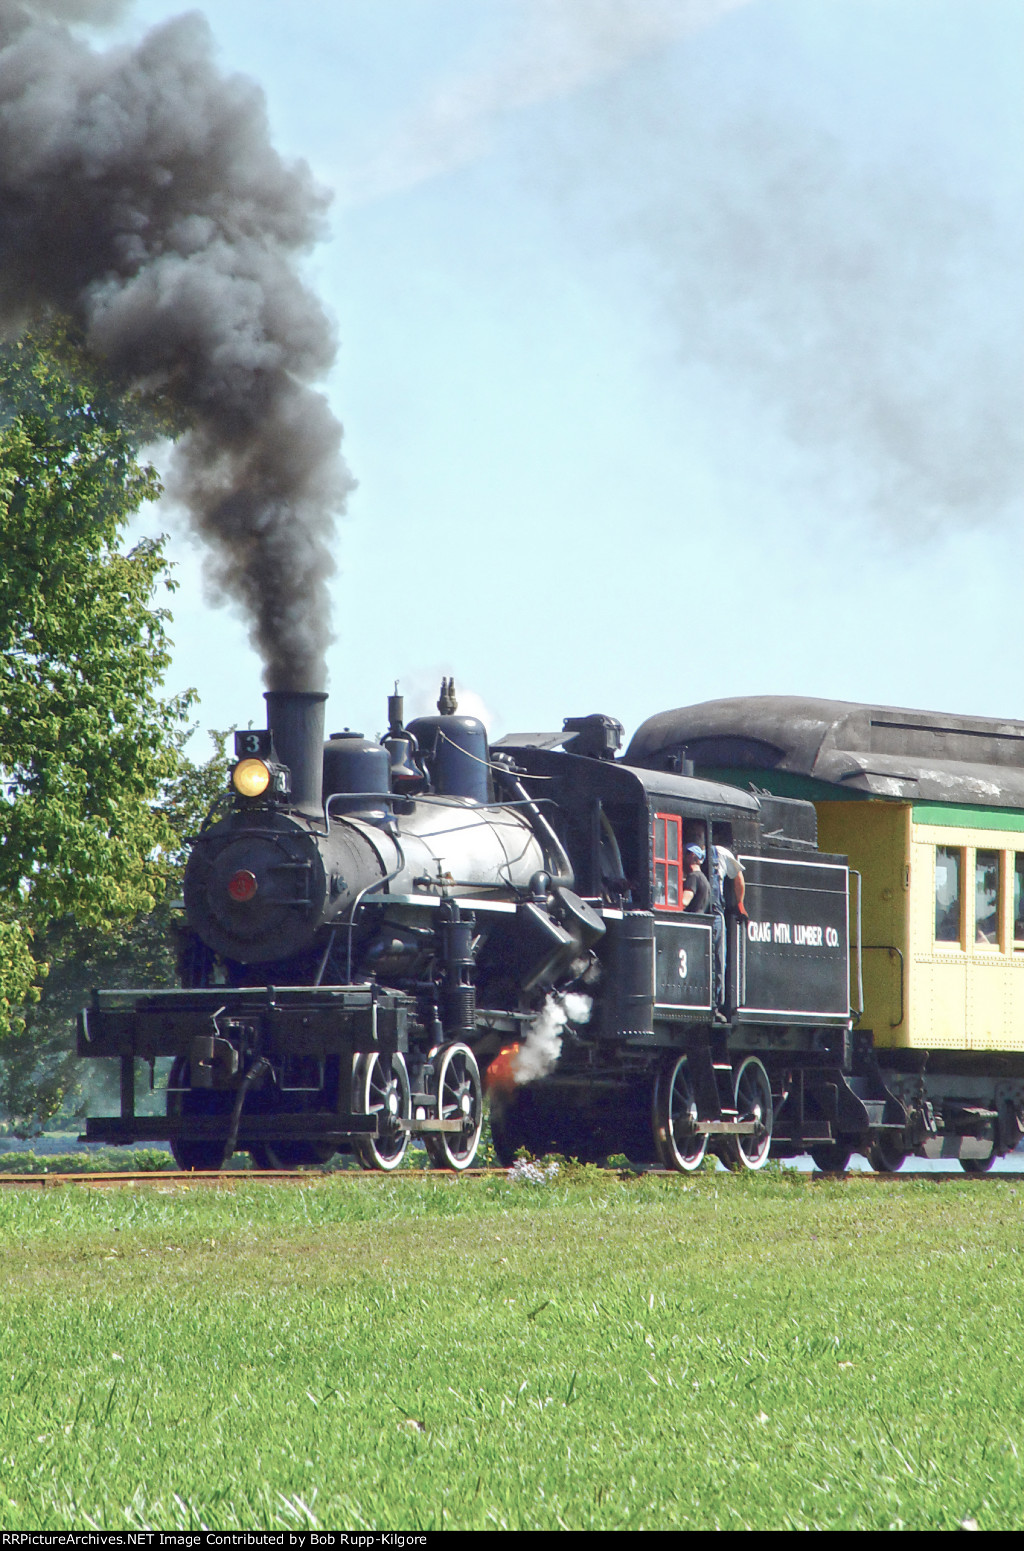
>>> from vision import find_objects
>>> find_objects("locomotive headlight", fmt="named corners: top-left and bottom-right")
top-left (232, 758), bottom-right (272, 798)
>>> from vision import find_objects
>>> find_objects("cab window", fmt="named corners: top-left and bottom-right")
top-left (934, 846), bottom-right (962, 944)
top-left (653, 813), bottom-right (683, 910)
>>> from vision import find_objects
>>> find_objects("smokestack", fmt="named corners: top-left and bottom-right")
top-left (0, 0), bottom-right (351, 689)
top-left (265, 690), bottom-right (327, 814)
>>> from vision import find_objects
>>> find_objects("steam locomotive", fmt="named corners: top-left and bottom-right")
top-left (78, 684), bottom-right (1024, 1173)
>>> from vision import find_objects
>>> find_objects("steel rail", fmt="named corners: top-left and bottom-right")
top-left (0, 1168), bottom-right (496, 1187)
top-left (0, 1166), bottom-right (1022, 1188)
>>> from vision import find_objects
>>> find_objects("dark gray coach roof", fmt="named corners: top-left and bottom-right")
top-left (625, 696), bottom-right (1024, 808)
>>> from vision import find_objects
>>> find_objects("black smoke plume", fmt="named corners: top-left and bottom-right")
top-left (0, 0), bottom-right (350, 688)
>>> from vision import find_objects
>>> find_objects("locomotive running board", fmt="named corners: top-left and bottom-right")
top-left (77, 983), bottom-right (413, 1060)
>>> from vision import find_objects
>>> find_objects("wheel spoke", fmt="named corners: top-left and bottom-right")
top-left (730, 1058), bottom-right (773, 1171)
top-left (653, 1056), bottom-right (707, 1172)
top-left (353, 1052), bottom-right (410, 1171)
top-left (425, 1044), bottom-right (482, 1170)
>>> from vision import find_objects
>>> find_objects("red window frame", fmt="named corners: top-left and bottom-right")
top-left (653, 812), bottom-right (685, 911)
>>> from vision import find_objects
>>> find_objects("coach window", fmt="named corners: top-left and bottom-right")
top-left (934, 846), bottom-right (962, 945)
top-left (653, 813), bottom-right (684, 909)
top-left (1014, 855), bottom-right (1024, 949)
top-left (975, 850), bottom-right (1000, 947)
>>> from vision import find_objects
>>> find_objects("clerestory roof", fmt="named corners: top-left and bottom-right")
top-left (625, 696), bottom-right (1024, 808)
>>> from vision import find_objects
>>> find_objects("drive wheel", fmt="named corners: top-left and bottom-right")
top-left (809, 1143), bottom-right (853, 1173)
top-left (425, 1043), bottom-right (483, 1171)
top-left (867, 1135), bottom-right (907, 1173)
top-left (726, 1057), bottom-right (774, 1171)
top-left (652, 1056), bottom-right (707, 1173)
top-left (352, 1051), bottom-right (411, 1171)
top-left (166, 1057), bottom-right (231, 1171)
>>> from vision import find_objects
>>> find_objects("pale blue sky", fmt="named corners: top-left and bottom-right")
top-left (114, 0), bottom-right (1024, 747)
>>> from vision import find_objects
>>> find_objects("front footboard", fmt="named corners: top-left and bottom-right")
top-left (77, 983), bottom-right (413, 1148)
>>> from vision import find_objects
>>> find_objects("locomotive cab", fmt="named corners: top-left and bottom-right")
top-left (484, 728), bottom-right (857, 1167)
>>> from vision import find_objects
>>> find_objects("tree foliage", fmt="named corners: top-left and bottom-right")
top-left (12, 732), bottom-right (233, 1129)
top-left (0, 321), bottom-right (194, 1124)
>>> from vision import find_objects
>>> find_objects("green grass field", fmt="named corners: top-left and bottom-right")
top-left (1, 1167), bottom-right (1022, 1530)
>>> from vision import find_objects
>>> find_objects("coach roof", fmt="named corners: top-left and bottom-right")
top-left (626, 696), bottom-right (1024, 808)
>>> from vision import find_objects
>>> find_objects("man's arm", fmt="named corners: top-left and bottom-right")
top-left (719, 847), bottom-right (748, 916)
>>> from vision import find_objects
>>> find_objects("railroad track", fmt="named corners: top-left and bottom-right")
top-left (1, 1165), bottom-right (1023, 1188)
top-left (0, 1167), bottom-right (497, 1188)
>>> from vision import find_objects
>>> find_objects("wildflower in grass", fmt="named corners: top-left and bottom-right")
top-left (508, 1158), bottom-right (560, 1186)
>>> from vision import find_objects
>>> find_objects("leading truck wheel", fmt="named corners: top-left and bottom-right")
top-left (425, 1043), bottom-right (483, 1171)
top-left (726, 1057), bottom-right (774, 1171)
top-left (166, 1057), bottom-right (231, 1171)
top-left (652, 1056), bottom-right (707, 1173)
top-left (351, 1051), bottom-right (411, 1172)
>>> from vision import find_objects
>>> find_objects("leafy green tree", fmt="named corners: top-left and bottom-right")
top-left (0, 321), bottom-right (193, 1126)
top-left (14, 731), bottom-right (233, 1130)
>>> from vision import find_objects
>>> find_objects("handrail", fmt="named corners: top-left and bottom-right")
top-left (849, 869), bottom-right (864, 1018)
top-left (861, 944), bottom-right (905, 1028)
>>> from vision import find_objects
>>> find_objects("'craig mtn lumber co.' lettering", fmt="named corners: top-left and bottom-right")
top-left (747, 921), bottom-right (840, 948)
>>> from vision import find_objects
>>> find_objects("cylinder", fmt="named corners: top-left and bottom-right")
top-left (264, 690), bottom-right (327, 814)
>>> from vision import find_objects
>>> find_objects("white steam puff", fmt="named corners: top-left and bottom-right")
top-left (0, 0), bottom-right (351, 689)
top-left (513, 991), bottom-right (592, 1085)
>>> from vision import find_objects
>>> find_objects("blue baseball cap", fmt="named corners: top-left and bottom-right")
top-left (686, 844), bottom-right (705, 861)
